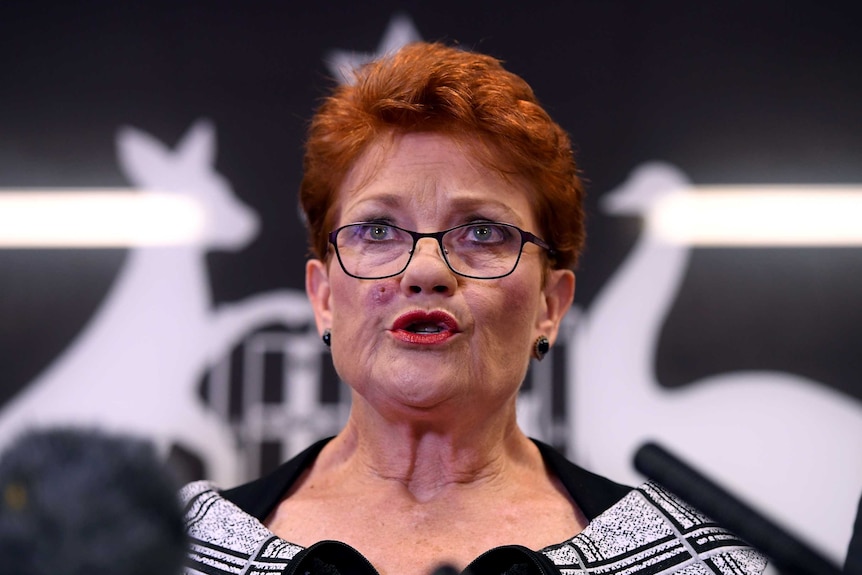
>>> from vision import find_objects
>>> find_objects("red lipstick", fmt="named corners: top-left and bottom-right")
top-left (391, 310), bottom-right (460, 345)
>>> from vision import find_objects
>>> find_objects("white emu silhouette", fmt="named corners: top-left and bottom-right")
top-left (569, 162), bottom-right (862, 563)
top-left (0, 120), bottom-right (314, 487)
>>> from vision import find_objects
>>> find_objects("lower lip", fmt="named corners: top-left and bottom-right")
top-left (391, 329), bottom-right (455, 345)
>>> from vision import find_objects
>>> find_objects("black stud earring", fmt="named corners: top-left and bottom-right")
top-left (533, 335), bottom-right (550, 361)
top-left (322, 329), bottom-right (331, 348)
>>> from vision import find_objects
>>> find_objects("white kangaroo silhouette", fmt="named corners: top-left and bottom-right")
top-left (569, 162), bottom-right (862, 563)
top-left (0, 120), bottom-right (314, 487)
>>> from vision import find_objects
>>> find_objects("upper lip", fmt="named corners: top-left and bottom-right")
top-left (391, 310), bottom-right (461, 333)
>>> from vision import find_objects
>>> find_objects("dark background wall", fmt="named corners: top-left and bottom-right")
top-left (3, 1), bottom-right (861, 405)
top-left (2, 0), bottom-right (861, 564)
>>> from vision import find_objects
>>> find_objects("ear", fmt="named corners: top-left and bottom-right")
top-left (536, 269), bottom-right (575, 345)
top-left (176, 119), bottom-right (216, 167)
top-left (116, 125), bottom-right (169, 186)
top-left (306, 258), bottom-right (333, 336)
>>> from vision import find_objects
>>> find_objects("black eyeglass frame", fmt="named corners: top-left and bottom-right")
top-left (327, 221), bottom-right (557, 280)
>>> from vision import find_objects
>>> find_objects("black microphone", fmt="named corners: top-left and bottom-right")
top-left (0, 427), bottom-right (187, 575)
top-left (634, 441), bottom-right (842, 575)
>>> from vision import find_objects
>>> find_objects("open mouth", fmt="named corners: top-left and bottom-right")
top-left (392, 310), bottom-right (459, 343)
top-left (405, 322), bottom-right (446, 334)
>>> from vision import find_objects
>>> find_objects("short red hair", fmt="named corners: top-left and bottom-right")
top-left (299, 42), bottom-right (585, 269)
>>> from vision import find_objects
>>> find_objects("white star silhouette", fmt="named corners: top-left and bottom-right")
top-left (325, 13), bottom-right (423, 85)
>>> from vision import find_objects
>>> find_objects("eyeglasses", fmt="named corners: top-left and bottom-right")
top-left (328, 221), bottom-right (556, 280)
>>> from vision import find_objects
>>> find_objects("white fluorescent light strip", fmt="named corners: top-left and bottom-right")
top-left (1, 186), bottom-right (861, 248)
top-left (0, 190), bottom-right (205, 248)
top-left (648, 186), bottom-right (862, 246)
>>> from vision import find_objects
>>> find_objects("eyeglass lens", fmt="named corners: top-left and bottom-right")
top-left (333, 223), bottom-right (527, 279)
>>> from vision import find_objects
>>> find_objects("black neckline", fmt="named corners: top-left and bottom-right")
top-left (222, 437), bottom-right (631, 524)
top-left (218, 439), bottom-right (632, 575)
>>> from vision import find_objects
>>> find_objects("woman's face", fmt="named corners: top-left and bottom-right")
top-left (306, 132), bottom-right (574, 420)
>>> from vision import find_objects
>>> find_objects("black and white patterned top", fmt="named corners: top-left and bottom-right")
top-left (180, 439), bottom-right (767, 575)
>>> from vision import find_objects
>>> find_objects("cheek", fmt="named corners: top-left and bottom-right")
top-left (369, 282), bottom-right (397, 306)
top-left (496, 283), bottom-right (544, 353)
top-left (501, 280), bottom-right (540, 319)
top-left (475, 281), bottom-right (538, 340)
top-left (332, 276), bottom-right (396, 314)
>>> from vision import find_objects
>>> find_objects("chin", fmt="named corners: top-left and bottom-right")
top-left (377, 378), bottom-right (464, 414)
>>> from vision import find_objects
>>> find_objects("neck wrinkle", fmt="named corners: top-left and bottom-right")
top-left (324, 400), bottom-right (536, 503)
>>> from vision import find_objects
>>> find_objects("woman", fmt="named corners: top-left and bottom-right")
top-left (181, 42), bottom-right (766, 575)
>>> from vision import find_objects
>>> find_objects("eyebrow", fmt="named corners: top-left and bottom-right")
top-left (448, 196), bottom-right (521, 219)
top-left (345, 192), bottom-right (524, 223)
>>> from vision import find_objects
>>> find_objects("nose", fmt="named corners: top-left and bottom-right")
top-left (401, 237), bottom-right (457, 295)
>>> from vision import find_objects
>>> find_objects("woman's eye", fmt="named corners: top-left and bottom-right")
top-left (360, 224), bottom-right (394, 241)
top-left (468, 224), bottom-right (505, 243)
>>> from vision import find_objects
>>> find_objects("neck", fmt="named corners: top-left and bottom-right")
top-left (321, 396), bottom-right (537, 502)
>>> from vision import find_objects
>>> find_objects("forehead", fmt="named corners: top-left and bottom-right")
top-left (335, 132), bottom-right (537, 227)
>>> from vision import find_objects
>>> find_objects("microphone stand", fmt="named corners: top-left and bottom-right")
top-left (634, 442), bottom-right (843, 575)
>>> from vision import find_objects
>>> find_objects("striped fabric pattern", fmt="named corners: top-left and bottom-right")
top-left (544, 482), bottom-right (766, 574)
top-left (179, 480), bottom-right (766, 574)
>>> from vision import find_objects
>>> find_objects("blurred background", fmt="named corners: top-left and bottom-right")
top-left (1, 0), bottom-right (860, 566)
